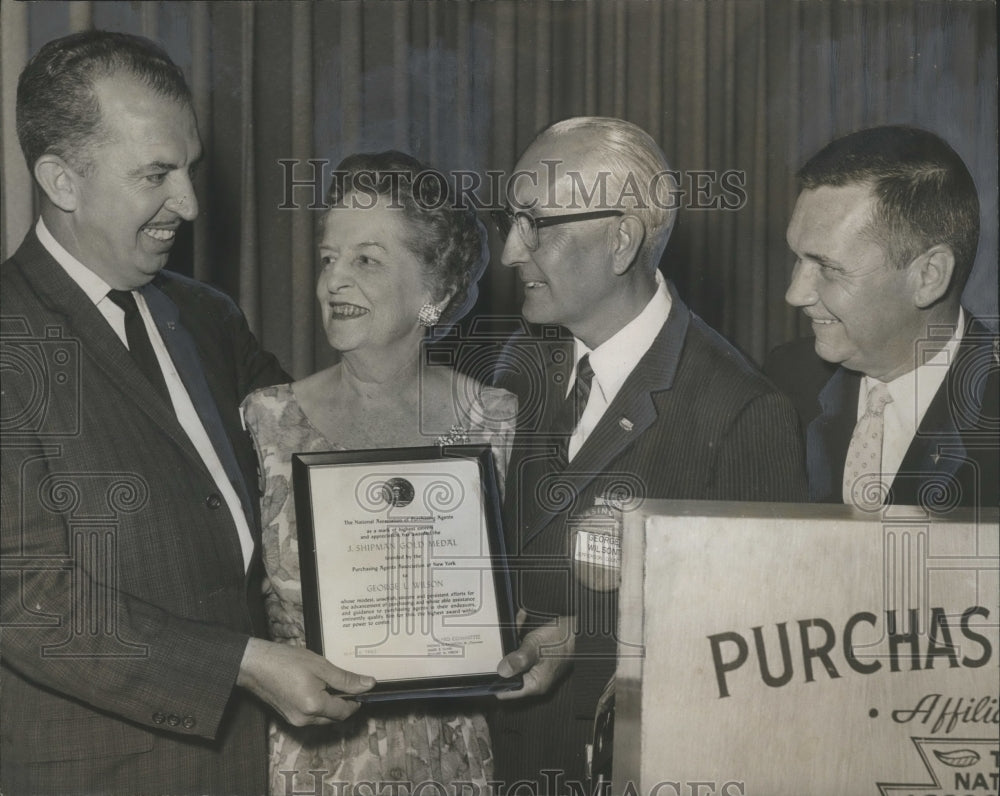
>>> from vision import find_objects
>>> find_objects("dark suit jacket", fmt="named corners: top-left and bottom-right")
top-left (764, 317), bottom-right (999, 509)
top-left (1, 229), bottom-right (287, 795)
top-left (489, 283), bottom-right (808, 786)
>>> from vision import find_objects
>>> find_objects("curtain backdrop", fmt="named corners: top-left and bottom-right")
top-left (2, 0), bottom-right (996, 378)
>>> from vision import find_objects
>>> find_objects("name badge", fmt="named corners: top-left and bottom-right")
top-left (570, 498), bottom-right (623, 593)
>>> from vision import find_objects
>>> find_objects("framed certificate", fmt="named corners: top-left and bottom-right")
top-left (292, 445), bottom-right (522, 700)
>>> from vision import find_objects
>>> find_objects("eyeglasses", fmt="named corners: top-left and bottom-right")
top-left (491, 207), bottom-right (624, 251)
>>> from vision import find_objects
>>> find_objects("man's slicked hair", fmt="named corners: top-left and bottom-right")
top-left (539, 116), bottom-right (678, 273)
top-left (17, 29), bottom-right (192, 176)
top-left (797, 125), bottom-right (980, 290)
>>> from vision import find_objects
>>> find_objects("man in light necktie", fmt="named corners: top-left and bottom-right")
top-left (842, 381), bottom-right (892, 507)
top-left (766, 125), bottom-right (998, 512)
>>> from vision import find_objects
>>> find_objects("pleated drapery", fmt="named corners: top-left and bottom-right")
top-left (2, 0), bottom-right (996, 377)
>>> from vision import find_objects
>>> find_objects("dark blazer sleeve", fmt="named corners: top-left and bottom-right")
top-left (708, 388), bottom-right (809, 502)
top-left (156, 270), bottom-right (289, 399)
top-left (0, 394), bottom-right (252, 742)
top-left (220, 290), bottom-right (288, 397)
top-left (669, 314), bottom-right (808, 504)
top-left (763, 336), bottom-right (838, 430)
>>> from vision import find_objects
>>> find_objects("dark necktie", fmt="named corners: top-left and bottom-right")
top-left (106, 289), bottom-right (171, 403)
top-left (567, 353), bottom-right (595, 433)
top-left (554, 353), bottom-right (594, 467)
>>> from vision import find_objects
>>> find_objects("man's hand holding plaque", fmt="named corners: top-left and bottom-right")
top-left (495, 612), bottom-right (575, 700)
top-left (237, 638), bottom-right (376, 724)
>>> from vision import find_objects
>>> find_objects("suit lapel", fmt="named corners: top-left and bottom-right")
top-left (15, 231), bottom-right (210, 467)
top-left (889, 384), bottom-right (964, 505)
top-left (888, 319), bottom-right (994, 504)
top-left (521, 285), bottom-right (689, 544)
top-left (142, 281), bottom-right (255, 527)
top-left (806, 366), bottom-right (859, 502)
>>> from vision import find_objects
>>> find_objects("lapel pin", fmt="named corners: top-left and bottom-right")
top-left (619, 417), bottom-right (633, 432)
top-left (166, 322), bottom-right (176, 331)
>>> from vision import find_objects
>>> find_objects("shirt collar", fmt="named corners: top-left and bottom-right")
top-left (571, 270), bottom-right (672, 403)
top-left (862, 307), bottom-right (965, 426)
top-left (36, 217), bottom-right (113, 307)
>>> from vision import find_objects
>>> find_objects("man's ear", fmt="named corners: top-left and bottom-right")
top-left (611, 215), bottom-right (645, 275)
top-left (33, 154), bottom-right (81, 212)
top-left (910, 244), bottom-right (956, 308)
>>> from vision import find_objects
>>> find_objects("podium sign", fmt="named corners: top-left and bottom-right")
top-left (613, 501), bottom-right (999, 796)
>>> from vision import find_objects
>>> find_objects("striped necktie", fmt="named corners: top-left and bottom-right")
top-left (555, 353), bottom-right (594, 466)
top-left (567, 353), bottom-right (594, 433)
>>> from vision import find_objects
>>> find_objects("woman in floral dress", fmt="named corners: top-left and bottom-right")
top-left (242, 152), bottom-right (516, 795)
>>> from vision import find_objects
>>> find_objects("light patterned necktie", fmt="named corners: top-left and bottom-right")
top-left (842, 381), bottom-right (893, 508)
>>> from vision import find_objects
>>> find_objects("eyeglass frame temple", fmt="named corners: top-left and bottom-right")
top-left (491, 207), bottom-right (624, 236)
top-left (530, 209), bottom-right (625, 230)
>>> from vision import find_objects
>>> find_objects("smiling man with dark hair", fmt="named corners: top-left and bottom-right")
top-left (766, 125), bottom-right (998, 510)
top-left (1, 30), bottom-right (373, 795)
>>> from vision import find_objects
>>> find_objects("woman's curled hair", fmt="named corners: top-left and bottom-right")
top-left (326, 150), bottom-right (489, 328)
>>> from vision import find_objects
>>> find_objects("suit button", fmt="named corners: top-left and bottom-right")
top-left (388, 767), bottom-right (405, 780)
top-left (152, 712), bottom-right (166, 724)
top-left (205, 493), bottom-right (222, 509)
top-left (167, 713), bottom-right (180, 726)
top-left (182, 715), bottom-right (196, 729)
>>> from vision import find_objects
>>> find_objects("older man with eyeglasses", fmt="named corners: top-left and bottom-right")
top-left (488, 117), bottom-right (807, 791)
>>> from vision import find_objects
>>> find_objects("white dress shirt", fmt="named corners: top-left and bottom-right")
top-left (858, 308), bottom-right (965, 486)
top-left (37, 218), bottom-right (255, 570)
top-left (566, 270), bottom-right (673, 461)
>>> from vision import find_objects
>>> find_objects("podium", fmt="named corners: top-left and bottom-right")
top-left (611, 500), bottom-right (999, 796)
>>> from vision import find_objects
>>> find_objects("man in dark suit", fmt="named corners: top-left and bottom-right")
top-left (765, 126), bottom-right (998, 510)
top-left (1, 31), bottom-right (372, 795)
top-left (487, 117), bottom-right (807, 790)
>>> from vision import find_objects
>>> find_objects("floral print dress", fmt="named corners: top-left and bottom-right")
top-left (241, 383), bottom-right (516, 796)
